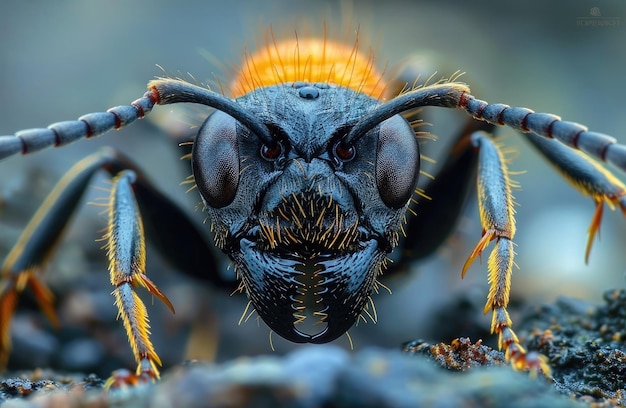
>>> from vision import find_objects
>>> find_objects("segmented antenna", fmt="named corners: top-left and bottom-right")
top-left (0, 90), bottom-right (158, 159)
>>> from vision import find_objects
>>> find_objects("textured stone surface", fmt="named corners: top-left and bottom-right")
top-left (2, 346), bottom-right (582, 408)
top-left (526, 291), bottom-right (626, 406)
top-left (5, 288), bottom-right (626, 407)
top-left (7, 290), bottom-right (626, 407)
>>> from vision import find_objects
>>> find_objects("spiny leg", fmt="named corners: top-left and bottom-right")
top-left (104, 170), bottom-right (174, 384)
top-left (0, 149), bottom-right (176, 380)
top-left (523, 131), bottom-right (626, 263)
top-left (0, 147), bottom-right (228, 383)
top-left (462, 131), bottom-right (550, 375)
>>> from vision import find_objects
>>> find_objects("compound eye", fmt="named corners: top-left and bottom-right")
top-left (375, 115), bottom-right (420, 209)
top-left (192, 111), bottom-right (240, 208)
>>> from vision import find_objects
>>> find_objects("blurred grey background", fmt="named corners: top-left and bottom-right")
top-left (0, 0), bottom-right (625, 373)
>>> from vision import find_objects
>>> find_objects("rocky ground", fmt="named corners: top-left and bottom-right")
top-left (2, 288), bottom-right (626, 407)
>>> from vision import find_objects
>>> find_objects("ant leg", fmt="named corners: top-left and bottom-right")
top-left (103, 168), bottom-right (174, 384)
top-left (462, 131), bottom-right (550, 375)
top-left (0, 148), bottom-right (229, 383)
top-left (523, 131), bottom-right (626, 263)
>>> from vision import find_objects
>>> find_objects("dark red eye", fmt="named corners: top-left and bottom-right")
top-left (260, 142), bottom-right (282, 161)
top-left (333, 140), bottom-right (355, 162)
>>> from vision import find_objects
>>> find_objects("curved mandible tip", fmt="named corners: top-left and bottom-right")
top-left (344, 82), bottom-right (470, 145)
top-left (148, 78), bottom-right (273, 145)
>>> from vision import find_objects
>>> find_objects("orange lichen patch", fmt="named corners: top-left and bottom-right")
top-left (404, 338), bottom-right (505, 371)
top-left (230, 37), bottom-right (388, 99)
top-left (532, 328), bottom-right (556, 347)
